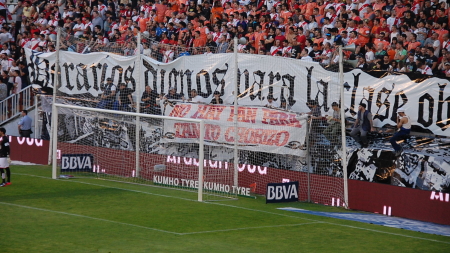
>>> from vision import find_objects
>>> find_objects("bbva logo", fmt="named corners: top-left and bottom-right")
top-left (61, 154), bottom-right (94, 171)
top-left (266, 182), bottom-right (299, 203)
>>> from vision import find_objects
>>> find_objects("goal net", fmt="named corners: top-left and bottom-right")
top-left (52, 103), bottom-right (238, 201)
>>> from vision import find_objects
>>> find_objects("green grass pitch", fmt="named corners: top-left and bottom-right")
top-left (1, 165), bottom-right (449, 253)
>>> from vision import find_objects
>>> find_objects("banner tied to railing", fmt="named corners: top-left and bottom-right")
top-left (26, 48), bottom-right (450, 137)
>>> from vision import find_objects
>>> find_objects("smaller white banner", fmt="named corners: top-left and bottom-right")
top-left (162, 103), bottom-right (308, 156)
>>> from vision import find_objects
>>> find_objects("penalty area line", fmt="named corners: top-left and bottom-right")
top-left (0, 201), bottom-right (182, 235)
top-left (179, 222), bottom-right (323, 235)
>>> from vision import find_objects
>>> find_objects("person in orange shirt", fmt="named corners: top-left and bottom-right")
top-left (280, 4), bottom-right (292, 24)
top-left (371, 19), bottom-right (380, 41)
top-left (211, 0), bottom-right (223, 24)
top-left (406, 33), bottom-right (422, 51)
top-left (285, 18), bottom-right (295, 37)
top-left (374, 10), bottom-right (385, 24)
top-left (317, 0), bottom-right (326, 15)
top-left (155, 0), bottom-right (168, 23)
top-left (305, 0), bottom-right (317, 19)
top-left (195, 20), bottom-right (209, 42)
top-left (169, 0), bottom-right (179, 11)
top-left (118, 18), bottom-right (129, 34)
top-left (193, 30), bottom-right (206, 47)
top-left (387, 45), bottom-right (396, 61)
top-left (372, 0), bottom-right (386, 11)
top-left (363, 6), bottom-right (375, 26)
top-left (313, 29), bottom-right (324, 50)
top-left (190, 15), bottom-right (200, 29)
top-left (357, 20), bottom-right (370, 47)
top-left (433, 21), bottom-right (449, 44)
top-left (246, 26), bottom-right (256, 47)
top-left (393, 0), bottom-right (407, 18)
top-left (138, 11), bottom-right (149, 32)
top-left (224, 2), bottom-right (234, 16)
top-left (313, 8), bottom-right (323, 27)
top-left (373, 32), bottom-right (390, 50)
top-left (165, 5), bottom-right (174, 19)
top-left (348, 31), bottom-right (359, 46)
top-left (297, 0), bottom-right (307, 15)
top-left (249, 4), bottom-right (261, 18)
top-left (254, 25), bottom-right (267, 50)
top-left (335, 20), bottom-right (346, 34)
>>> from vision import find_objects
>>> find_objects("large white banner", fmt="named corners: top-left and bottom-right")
top-left (26, 49), bottom-right (450, 137)
top-left (162, 103), bottom-right (308, 156)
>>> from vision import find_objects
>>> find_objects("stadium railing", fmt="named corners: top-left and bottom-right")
top-left (0, 86), bottom-right (37, 126)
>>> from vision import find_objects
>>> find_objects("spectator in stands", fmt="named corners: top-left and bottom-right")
top-left (97, 77), bottom-right (116, 109)
top-left (113, 83), bottom-right (134, 111)
top-left (306, 99), bottom-right (323, 145)
top-left (350, 103), bottom-right (374, 148)
top-left (187, 89), bottom-right (204, 103)
top-left (6, 0), bottom-right (450, 71)
top-left (323, 102), bottom-right (341, 147)
top-left (300, 48), bottom-right (313, 61)
top-left (265, 94), bottom-right (280, 108)
top-left (417, 58), bottom-right (433, 75)
top-left (11, 70), bottom-right (21, 94)
top-left (443, 62), bottom-right (450, 77)
top-left (390, 107), bottom-right (411, 156)
top-left (216, 35), bottom-right (229, 53)
top-left (356, 54), bottom-right (368, 70)
top-left (210, 91), bottom-right (223, 104)
top-left (164, 86), bottom-right (183, 100)
top-left (141, 85), bottom-right (160, 114)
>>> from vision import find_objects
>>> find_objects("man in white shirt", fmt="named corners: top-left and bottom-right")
top-left (417, 59), bottom-right (433, 75)
top-left (36, 13), bottom-right (48, 27)
top-left (62, 7), bottom-right (73, 19)
top-left (365, 43), bottom-right (375, 64)
top-left (47, 14), bottom-right (59, 28)
top-left (300, 48), bottom-right (313, 61)
top-left (11, 69), bottom-right (21, 94)
top-left (187, 89), bottom-right (204, 103)
top-left (162, 45), bottom-right (174, 63)
top-left (442, 34), bottom-right (450, 51)
top-left (320, 42), bottom-right (333, 65)
top-left (29, 32), bottom-right (40, 50)
top-left (0, 26), bottom-right (12, 45)
top-left (94, 34), bottom-right (109, 50)
top-left (0, 53), bottom-right (11, 72)
top-left (72, 18), bottom-right (85, 37)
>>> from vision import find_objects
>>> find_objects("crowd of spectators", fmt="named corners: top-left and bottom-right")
top-left (1, 0), bottom-right (450, 100)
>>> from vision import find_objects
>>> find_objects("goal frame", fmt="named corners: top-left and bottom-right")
top-left (50, 103), bottom-right (207, 202)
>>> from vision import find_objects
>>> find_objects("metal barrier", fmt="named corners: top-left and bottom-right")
top-left (0, 85), bottom-right (35, 125)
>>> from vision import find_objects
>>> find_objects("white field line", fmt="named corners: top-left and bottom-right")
top-left (0, 200), bottom-right (322, 235)
top-left (0, 201), bottom-right (182, 235)
top-left (179, 222), bottom-right (323, 235)
top-left (11, 173), bottom-right (450, 243)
